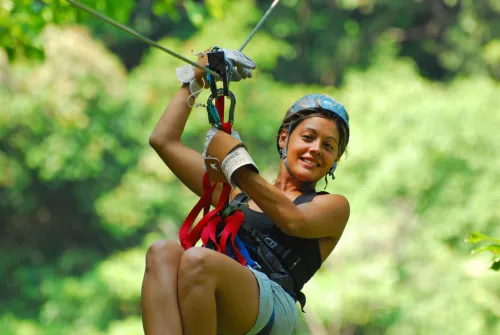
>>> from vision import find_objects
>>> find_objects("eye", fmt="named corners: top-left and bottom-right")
top-left (302, 135), bottom-right (313, 141)
top-left (325, 143), bottom-right (335, 151)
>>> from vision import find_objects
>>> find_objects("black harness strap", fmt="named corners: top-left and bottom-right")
top-left (230, 191), bottom-right (327, 312)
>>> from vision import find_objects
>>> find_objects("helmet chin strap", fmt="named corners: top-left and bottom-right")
top-left (282, 150), bottom-right (316, 187)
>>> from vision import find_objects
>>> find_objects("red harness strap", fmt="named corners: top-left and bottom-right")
top-left (178, 96), bottom-right (247, 265)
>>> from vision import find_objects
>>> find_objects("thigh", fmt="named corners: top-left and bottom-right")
top-left (179, 247), bottom-right (260, 335)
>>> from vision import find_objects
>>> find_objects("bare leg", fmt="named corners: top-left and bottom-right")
top-left (141, 240), bottom-right (185, 335)
top-left (177, 247), bottom-right (260, 335)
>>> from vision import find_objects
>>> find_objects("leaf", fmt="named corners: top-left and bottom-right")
top-left (470, 244), bottom-right (500, 255)
top-left (490, 260), bottom-right (500, 271)
top-left (152, 0), bottom-right (180, 20)
top-left (464, 232), bottom-right (500, 244)
top-left (184, 0), bottom-right (206, 27)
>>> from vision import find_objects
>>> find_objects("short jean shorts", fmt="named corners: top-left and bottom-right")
top-left (245, 268), bottom-right (298, 335)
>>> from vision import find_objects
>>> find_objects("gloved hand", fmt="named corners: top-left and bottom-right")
top-left (221, 49), bottom-right (256, 81)
top-left (176, 49), bottom-right (256, 97)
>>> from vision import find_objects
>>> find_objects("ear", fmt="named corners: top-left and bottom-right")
top-left (278, 129), bottom-right (288, 150)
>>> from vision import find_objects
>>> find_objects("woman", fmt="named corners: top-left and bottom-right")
top-left (143, 49), bottom-right (350, 335)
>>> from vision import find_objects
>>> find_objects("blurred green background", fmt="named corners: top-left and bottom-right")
top-left (1, 0), bottom-right (500, 334)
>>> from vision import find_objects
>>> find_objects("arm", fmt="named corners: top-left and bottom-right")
top-left (233, 167), bottom-right (350, 239)
top-left (149, 83), bottom-right (224, 207)
top-left (150, 49), bottom-right (256, 206)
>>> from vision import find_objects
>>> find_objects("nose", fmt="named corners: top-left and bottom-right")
top-left (309, 139), bottom-right (321, 156)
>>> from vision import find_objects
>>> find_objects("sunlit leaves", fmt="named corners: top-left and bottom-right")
top-left (152, 0), bottom-right (179, 20)
top-left (466, 232), bottom-right (500, 244)
top-left (466, 232), bottom-right (500, 271)
top-left (184, 0), bottom-right (206, 27)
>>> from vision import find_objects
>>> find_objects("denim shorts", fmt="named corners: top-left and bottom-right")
top-left (245, 268), bottom-right (298, 335)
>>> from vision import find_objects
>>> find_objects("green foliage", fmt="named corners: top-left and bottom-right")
top-left (4, 0), bottom-right (500, 83)
top-left (1, 0), bottom-right (500, 334)
top-left (466, 232), bottom-right (500, 271)
top-left (1, 0), bottom-right (131, 60)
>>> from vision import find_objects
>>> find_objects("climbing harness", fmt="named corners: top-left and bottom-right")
top-left (178, 46), bottom-right (249, 265)
top-left (225, 192), bottom-right (328, 312)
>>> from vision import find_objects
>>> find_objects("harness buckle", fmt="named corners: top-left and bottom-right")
top-left (247, 262), bottom-right (262, 272)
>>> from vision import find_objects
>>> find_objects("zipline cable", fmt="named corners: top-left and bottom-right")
top-left (67, 0), bottom-right (281, 69)
top-left (239, 0), bottom-right (281, 52)
top-left (66, 0), bottom-right (220, 79)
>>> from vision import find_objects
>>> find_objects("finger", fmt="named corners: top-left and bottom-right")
top-left (236, 52), bottom-right (256, 69)
top-left (223, 49), bottom-right (256, 69)
top-left (237, 67), bottom-right (252, 79)
top-left (236, 67), bottom-right (246, 79)
top-left (231, 71), bottom-right (242, 82)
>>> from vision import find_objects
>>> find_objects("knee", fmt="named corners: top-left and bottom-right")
top-left (178, 247), bottom-right (213, 285)
top-left (145, 240), bottom-right (184, 273)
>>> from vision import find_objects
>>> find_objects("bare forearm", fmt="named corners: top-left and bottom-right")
top-left (233, 168), bottom-right (302, 235)
top-left (150, 84), bottom-right (194, 145)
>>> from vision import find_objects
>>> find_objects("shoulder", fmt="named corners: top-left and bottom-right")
top-left (312, 192), bottom-right (350, 210)
top-left (314, 193), bottom-right (350, 222)
top-left (288, 192), bottom-right (350, 239)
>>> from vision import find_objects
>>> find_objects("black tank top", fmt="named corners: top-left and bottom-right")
top-left (233, 191), bottom-right (326, 292)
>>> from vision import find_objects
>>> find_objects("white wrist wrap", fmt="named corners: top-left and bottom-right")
top-left (189, 79), bottom-right (203, 98)
top-left (221, 146), bottom-right (258, 187)
top-left (176, 65), bottom-right (195, 83)
top-left (176, 64), bottom-right (204, 98)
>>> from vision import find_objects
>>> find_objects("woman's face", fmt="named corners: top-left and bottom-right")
top-left (279, 116), bottom-right (340, 182)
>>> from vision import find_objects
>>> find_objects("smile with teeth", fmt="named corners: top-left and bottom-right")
top-left (300, 157), bottom-right (320, 167)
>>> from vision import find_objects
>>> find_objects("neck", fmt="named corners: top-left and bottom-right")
top-left (273, 160), bottom-right (317, 194)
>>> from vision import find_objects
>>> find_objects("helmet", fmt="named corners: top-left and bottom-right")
top-left (285, 94), bottom-right (349, 129)
top-left (276, 94), bottom-right (349, 181)
top-left (277, 94), bottom-right (350, 156)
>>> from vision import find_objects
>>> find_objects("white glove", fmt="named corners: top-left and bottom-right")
top-left (221, 49), bottom-right (256, 81)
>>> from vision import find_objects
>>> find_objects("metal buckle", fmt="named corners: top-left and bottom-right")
top-left (206, 89), bottom-right (236, 128)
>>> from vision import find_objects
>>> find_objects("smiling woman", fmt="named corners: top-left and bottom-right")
top-left (142, 49), bottom-right (351, 335)
top-left (276, 95), bottom-right (350, 186)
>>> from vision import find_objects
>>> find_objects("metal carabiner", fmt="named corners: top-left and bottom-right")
top-left (206, 89), bottom-right (237, 129)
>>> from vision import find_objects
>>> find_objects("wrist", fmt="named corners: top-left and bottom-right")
top-left (231, 164), bottom-right (257, 187)
top-left (176, 64), bottom-right (205, 98)
top-left (221, 147), bottom-right (258, 188)
top-left (204, 130), bottom-right (259, 186)
top-left (189, 79), bottom-right (204, 98)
